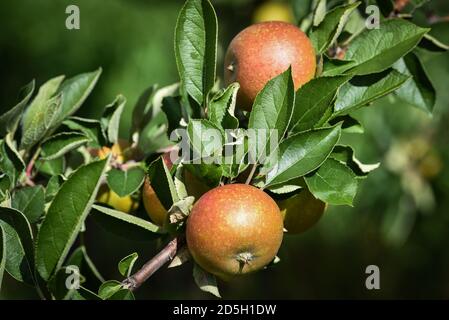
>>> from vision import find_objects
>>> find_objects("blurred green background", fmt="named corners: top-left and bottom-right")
top-left (1, 0), bottom-right (449, 299)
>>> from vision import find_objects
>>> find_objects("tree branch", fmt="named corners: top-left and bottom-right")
top-left (245, 163), bottom-right (258, 185)
top-left (122, 236), bottom-right (184, 291)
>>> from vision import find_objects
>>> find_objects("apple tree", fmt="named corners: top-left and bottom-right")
top-left (0, 0), bottom-right (447, 299)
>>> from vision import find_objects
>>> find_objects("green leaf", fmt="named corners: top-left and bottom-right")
top-left (187, 119), bottom-right (224, 163)
top-left (310, 2), bottom-right (360, 54)
top-left (184, 163), bottom-right (222, 188)
top-left (91, 205), bottom-right (163, 241)
top-left (20, 76), bottom-right (64, 148)
top-left (63, 117), bottom-right (106, 148)
top-left (45, 175), bottom-right (63, 202)
top-left (345, 19), bottom-right (429, 75)
top-left (118, 252), bottom-right (138, 277)
top-left (0, 80), bottom-right (35, 137)
top-left (132, 85), bottom-right (158, 133)
top-left (312, 0), bottom-right (327, 27)
top-left (329, 115), bottom-right (364, 133)
top-left (35, 158), bottom-right (109, 281)
top-left (55, 68), bottom-right (102, 124)
top-left (35, 157), bottom-right (65, 177)
top-left (193, 263), bottom-right (220, 298)
top-left (41, 132), bottom-right (90, 161)
top-left (322, 57), bottom-right (357, 77)
top-left (0, 175), bottom-right (10, 200)
top-left (266, 181), bottom-right (302, 195)
top-left (20, 93), bottom-right (63, 151)
top-left (418, 33), bottom-right (449, 52)
top-left (101, 95), bottom-right (126, 145)
top-left (265, 126), bottom-right (341, 187)
top-left (106, 167), bottom-right (145, 198)
top-left (289, 75), bottom-right (351, 133)
top-left (249, 68), bottom-right (295, 158)
top-left (174, 164), bottom-right (188, 200)
top-left (138, 112), bottom-right (172, 156)
top-left (292, 0), bottom-right (313, 23)
top-left (344, 5), bottom-right (365, 34)
top-left (330, 145), bottom-right (380, 177)
top-left (66, 246), bottom-right (104, 286)
top-left (221, 129), bottom-right (249, 179)
top-left (108, 289), bottom-right (135, 300)
top-left (161, 96), bottom-right (184, 134)
top-left (0, 137), bottom-right (25, 188)
top-left (208, 83), bottom-right (239, 130)
top-left (333, 69), bottom-right (410, 116)
top-left (28, 76), bottom-right (65, 114)
top-left (0, 225), bottom-right (6, 291)
top-left (72, 286), bottom-right (102, 300)
top-left (98, 280), bottom-right (123, 299)
top-left (393, 52), bottom-right (435, 113)
top-left (147, 156), bottom-right (179, 210)
top-left (305, 158), bottom-right (358, 205)
top-left (135, 83), bottom-right (180, 144)
top-left (0, 207), bottom-right (35, 285)
top-left (11, 186), bottom-right (45, 223)
top-left (20, 76), bottom-right (64, 147)
top-left (175, 0), bottom-right (218, 106)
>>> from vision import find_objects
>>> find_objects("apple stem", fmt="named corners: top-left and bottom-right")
top-left (122, 236), bottom-right (184, 291)
top-left (245, 163), bottom-right (258, 185)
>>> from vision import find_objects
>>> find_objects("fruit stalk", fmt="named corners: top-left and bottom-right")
top-left (122, 236), bottom-right (184, 291)
top-left (245, 163), bottom-right (258, 185)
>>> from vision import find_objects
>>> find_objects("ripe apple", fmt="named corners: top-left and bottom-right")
top-left (277, 188), bottom-right (326, 234)
top-left (224, 21), bottom-right (316, 110)
top-left (186, 184), bottom-right (284, 279)
top-left (143, 152), bottom-right (210, 226)
top-left (142, 177), bottom-right (169, 226)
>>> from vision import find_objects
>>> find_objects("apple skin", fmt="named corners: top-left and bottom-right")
top-left (253, 1), bottom-right (295, 24)
top-left (224, 21), bottom-right (316, 111)
top-left (186, 184), bottom-right (284, 280)
top-left (143, 153), bottom-right (210, 226)
top-left (142, 177), bottom-right (169, 226)
top-left (277, 188), bottom-right (326, 234)
top-left (97, 185), bottom-right (139, 214)
top-left (143, 170), bottom-right (210, 226)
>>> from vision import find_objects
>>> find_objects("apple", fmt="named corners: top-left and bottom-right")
top-left (142, 177), bottom-right (169, 226)
top-left (143, 152), bottom-right (210, 226)
top-left (186, 184), bottom-right (284, 279)
top-left (224, 21), bottom-right (316, 110)
top-left (94, 139), bottom-right (140, 213)
top-left (96, 184), bottom-right (139, 214)
top-left (253, 1), bottom-right (295, 24)
top-left (277, 188), bottom-right (326, 234)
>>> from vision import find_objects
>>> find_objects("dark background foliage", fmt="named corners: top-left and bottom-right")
top-left (1, 0), bottom-right (449, 299)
